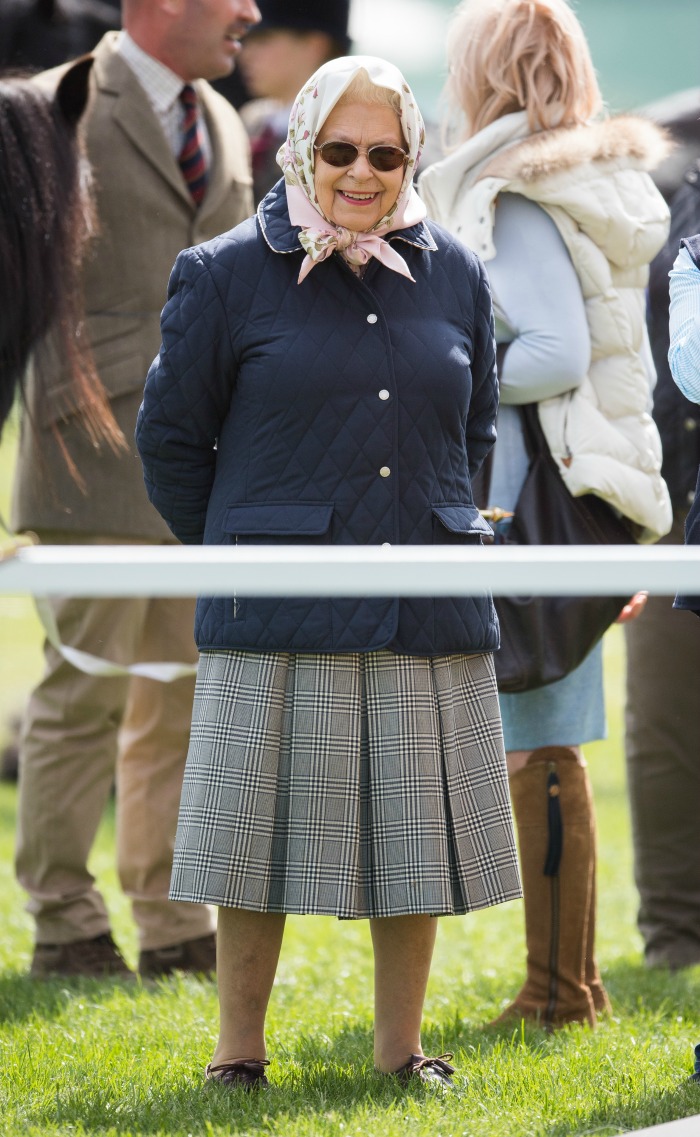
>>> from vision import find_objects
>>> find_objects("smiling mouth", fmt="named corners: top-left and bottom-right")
top-left (338, 191), bottom-right (379, 203)
top-left (224, 30), bottom-right (244, 50)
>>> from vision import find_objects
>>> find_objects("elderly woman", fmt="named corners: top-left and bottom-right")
top-left (419, 0), bottom-right (671, 1030)
top-left (136, 55), bottom-right (521, 1089)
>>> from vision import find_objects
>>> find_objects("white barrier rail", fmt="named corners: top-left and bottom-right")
top-left (1, 543), bottom-right (700, 597)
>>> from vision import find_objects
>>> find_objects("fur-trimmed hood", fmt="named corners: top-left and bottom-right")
top-left (419, 110), bottom-right (671, 270)
top-left (482, 114), bottom-right (672, 183)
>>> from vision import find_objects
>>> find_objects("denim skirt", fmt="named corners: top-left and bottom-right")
top-left (170, 649), bottom-right (521, 919)
top-left (499, 641), bottom-right (606, 750)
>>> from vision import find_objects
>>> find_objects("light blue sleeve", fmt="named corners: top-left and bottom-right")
top-left (668, 245), bottom-right (700, 404)
top-left (487, 193), bottom-right (591, 405)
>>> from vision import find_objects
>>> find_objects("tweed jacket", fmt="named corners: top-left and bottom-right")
top-left (12, 31), bottom-right (253, 540)
top-left (136, 182), bottom-right (500, 655)
top-left (420, 112), bottom-right (673, 542)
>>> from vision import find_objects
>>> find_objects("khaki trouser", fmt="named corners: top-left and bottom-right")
top-left (15, 534), bottom-right (214, 951)
top-left (624, 515), bottom-right (700, 969)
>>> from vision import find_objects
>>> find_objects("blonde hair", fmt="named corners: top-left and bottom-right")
top-left (445, 0), bottom-right (602, 140)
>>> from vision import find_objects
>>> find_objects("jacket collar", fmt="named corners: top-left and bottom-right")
top-left (91, 32), bottom-right (245, 222)
top-left (92, 33), bottom-right (187, 207)
top-left (258, 178), bottom-right (437, 256)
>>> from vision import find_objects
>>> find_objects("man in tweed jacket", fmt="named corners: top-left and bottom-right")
top-left (11, 0), bottom-right (259, 978)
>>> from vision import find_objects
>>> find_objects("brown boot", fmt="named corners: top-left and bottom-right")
top-left (30, 933), bottom-right (133, 979)
top-left (491, 747), bottom-right (597, 1030)
top-left (584, 808), bottom-right (611, 1016)
top-left (138, 933), bottom-right (217, 979)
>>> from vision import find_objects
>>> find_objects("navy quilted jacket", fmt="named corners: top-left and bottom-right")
top-left (136, 181), bottom-right (500, 655)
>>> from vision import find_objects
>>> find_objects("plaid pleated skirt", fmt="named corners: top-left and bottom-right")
top-left (170, 649), bottom-right (521, 919)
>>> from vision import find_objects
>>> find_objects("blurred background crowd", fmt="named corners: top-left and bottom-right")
top-left (1, 0), bottom-right (698, 140)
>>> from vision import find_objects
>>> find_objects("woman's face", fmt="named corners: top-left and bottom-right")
top-left (313, 101), bottom-right (406, 232)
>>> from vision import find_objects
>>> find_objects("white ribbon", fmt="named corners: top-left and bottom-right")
top-left (33, 595), bottom-right (197, 680)
top-left (0, 512), bottom-right (198, 683)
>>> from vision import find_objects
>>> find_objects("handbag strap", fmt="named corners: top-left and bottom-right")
top-left (518, 402), bottom-right (550, 464)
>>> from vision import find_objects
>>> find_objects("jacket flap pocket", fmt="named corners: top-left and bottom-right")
top-left (223, 502), bottom-right (334, 536)
top-left (432, 503), bottom-right (493, 537)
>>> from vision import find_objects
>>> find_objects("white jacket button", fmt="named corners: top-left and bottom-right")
top-left (367, 313), bottom-right (378, 324)
top-left (378, 389), bottom-right (390, 400)
top-left (379, 466), bottom-right (391, 478)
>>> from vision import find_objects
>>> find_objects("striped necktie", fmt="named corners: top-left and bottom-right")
top-left (178, 84), bottom-right (208, 206)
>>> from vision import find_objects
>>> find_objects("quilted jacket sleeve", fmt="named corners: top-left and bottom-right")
top-left (135, 245), bottom-right (237, 544)
top-left (465, 257), bottom-right (498, 480)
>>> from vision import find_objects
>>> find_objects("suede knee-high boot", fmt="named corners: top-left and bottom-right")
top-left (584, 800), bottom-right (611, 1017)
top-left (492, 747), bottom-right (601, 1030)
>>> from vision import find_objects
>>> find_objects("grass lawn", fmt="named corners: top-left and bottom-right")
top-left (1, 421), bottom-right (699, 1135)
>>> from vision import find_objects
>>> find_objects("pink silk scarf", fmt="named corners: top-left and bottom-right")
top-left (277, 55), bottom-right (427, 284)
top-left (286, 182), bottom-right (426, 283)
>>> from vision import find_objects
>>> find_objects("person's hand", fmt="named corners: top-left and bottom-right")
top-left (616, 591), bottom-right (648, 623)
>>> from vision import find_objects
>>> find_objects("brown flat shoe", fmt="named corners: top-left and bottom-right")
top-left (205, 1059), bottom-right (270, 1091)
top-left (392, 1052), bottom-right (456, 1089)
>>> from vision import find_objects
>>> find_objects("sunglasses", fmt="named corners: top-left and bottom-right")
top-left (314, 140), bottom-right (408, 172)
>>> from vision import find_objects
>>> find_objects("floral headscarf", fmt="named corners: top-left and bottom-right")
top-left (277, 55), bottom-right (427, 283)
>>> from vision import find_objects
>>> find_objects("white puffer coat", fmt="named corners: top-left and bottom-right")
top-left (419, 112), bottom-right (673, 542)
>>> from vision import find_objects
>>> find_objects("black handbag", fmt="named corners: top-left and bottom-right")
top-left (490, 403), bottom-right (635, 693)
